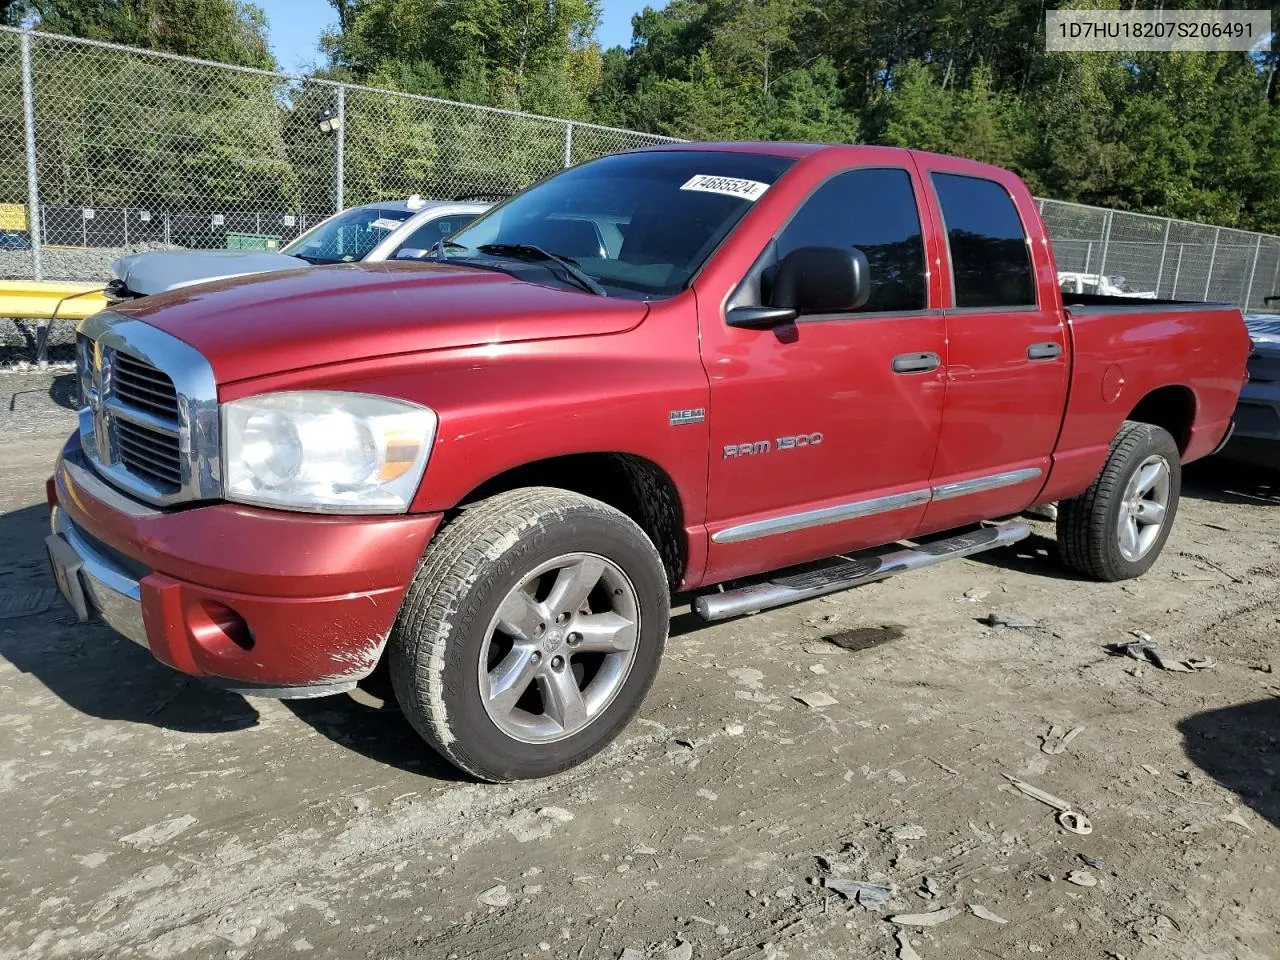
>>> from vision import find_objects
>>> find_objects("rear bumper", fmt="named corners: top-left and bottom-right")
top-left (49, 434), bottom-right (441, 696)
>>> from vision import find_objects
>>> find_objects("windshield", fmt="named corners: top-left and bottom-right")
top-left (443, 150), bottom-right (795, 298)
top-left (282, 206), bottom-right (413, 264)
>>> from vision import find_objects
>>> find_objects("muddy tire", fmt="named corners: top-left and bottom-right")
top-left (1057, 421), bottom-right (1181, 581)
top-left (388, 487), bottom-right (670, 782)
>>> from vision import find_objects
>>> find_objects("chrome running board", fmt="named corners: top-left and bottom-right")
top-left (692, 520), bottom-right (1029, 622)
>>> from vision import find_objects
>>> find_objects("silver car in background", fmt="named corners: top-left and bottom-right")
top-left (108, 195), bottom-right (493, 298)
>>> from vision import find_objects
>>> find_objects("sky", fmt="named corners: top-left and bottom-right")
top-left (259, 0), bottom-right (656, 73)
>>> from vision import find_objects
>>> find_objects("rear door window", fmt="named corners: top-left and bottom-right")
top-left (931, 173), bottom-right (1036, 308)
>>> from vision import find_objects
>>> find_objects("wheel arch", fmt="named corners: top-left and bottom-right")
top-left (1126, 385), bottom-right (1197, 454)
top-left (455, 452), bottom-right (688, 588)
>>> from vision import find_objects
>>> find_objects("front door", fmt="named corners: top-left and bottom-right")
top-left (699, 163), bottom-right (948, 584)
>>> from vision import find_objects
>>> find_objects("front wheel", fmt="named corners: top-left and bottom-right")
top-left (1057, 421), bottom-right (1182, 581)
top-left (388, 488), bottom-right (670, 782)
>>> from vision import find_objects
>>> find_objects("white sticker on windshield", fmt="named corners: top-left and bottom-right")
top-left (680, 174), bottom-right (771, 201)
top-left (370, 217), bottom-right (403, 231)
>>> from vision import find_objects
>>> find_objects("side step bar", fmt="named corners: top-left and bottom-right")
top-left (692, 520), bottom-right (1029, 622)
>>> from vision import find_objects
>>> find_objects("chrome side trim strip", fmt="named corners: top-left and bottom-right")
top-left (711, 467), bottom-right (1044, 545)
top-left (930, 467), bottom-right (1043, 502)
top-left (1210, 419), bottom-right (1235, 457)
top-left (712, 488), bottom-right (932, 544)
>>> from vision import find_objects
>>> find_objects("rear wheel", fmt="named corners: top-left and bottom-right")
top-left (388, 488), bottom-right (670, 782)
top-left (1057, 421), bottom-right (1181, 581)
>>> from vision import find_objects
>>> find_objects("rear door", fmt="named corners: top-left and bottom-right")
top-left (700, 161), bottom-right (949, 583)
top-left (911, 156), bottom-right (1069, 533)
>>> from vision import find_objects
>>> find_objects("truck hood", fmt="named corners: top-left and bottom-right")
top-left (112, 249), bottom-right (311, 296)
top-left (111, 261), bottom-right (649, 385)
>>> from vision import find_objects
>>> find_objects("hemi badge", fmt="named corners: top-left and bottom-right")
top-left (669, 408), bottom-right (706, 426)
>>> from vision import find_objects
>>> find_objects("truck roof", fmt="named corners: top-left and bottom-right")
top-left (629, 140), bottom-right (1013, 179)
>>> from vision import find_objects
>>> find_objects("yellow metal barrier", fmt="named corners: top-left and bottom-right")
top-left (0, 280), bottom-right (108, 322)
top-left (1, 280), bottom-right (109, 363)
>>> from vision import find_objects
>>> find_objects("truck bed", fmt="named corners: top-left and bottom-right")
top-left (1061, 292), bottom-right (1231, 311)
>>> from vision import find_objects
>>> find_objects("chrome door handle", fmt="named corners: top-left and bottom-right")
top-left (892, 352), bottom-right (941, 374)
top-left (1027, 341), bottom-right (1063, 361)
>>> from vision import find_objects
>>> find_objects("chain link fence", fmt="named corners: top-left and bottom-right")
top-left (3, 25), bottom-right (1280, 322)
top-left (0, 26), bottom-right (678, 290)
top-left (1038, 199), bottom-right (1280, 312)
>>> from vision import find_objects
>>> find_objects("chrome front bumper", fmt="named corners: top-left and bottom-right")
top-left (47, 506), bottom-right (149, 648)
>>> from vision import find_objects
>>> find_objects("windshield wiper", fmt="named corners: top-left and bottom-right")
top-left (476, 243), bottom-right (607, 297)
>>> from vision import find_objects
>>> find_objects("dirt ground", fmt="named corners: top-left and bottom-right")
top-left (1, 368), bottom-right (1277, 960)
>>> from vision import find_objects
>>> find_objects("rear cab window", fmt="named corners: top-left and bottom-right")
top-left (931, 173), bottom-right (1037, 308)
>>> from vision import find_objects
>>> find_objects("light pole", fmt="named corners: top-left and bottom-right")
top-left (317, 94), bottom-right (345, 213)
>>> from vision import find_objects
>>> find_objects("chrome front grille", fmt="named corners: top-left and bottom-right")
top-left (116, 416), bottom-right (182, 488)
top-left (109, 352), bottom-right (183, 489)
top-left (113, 352), bottom-right (180, 420)
top-left (76, 312), bottom-right (222, 507)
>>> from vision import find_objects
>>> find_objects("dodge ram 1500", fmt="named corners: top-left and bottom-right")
top-left (47, 143), bottom-right (1250, 781)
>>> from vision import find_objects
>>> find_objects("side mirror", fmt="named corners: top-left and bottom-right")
top-left (726, 245), bottom-right (870, 329)
top-left (773, 245), bottom-right (870, 315)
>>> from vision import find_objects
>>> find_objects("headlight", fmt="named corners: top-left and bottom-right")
top-left (223, 392), bottom-right (437, 514)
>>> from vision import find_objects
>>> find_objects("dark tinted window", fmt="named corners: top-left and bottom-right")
top-left (932, 173), bottom-right (1036, 308)
top-left (776, 168), bottom-right (926, 312)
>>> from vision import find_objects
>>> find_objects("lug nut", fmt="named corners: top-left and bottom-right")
top-left (551, 655), bottom-right (565, 670)
top-left (534, 622), bottom-right (546, 637)
top-left (566, 632), bottom-right (581, 646)
top-left (555, 612), bottom-right (570, 625)
top-left (531, 651), bottom-right (542, 664)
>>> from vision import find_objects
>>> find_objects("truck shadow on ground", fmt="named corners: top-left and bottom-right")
top-left (968, 530), bottom-right (1092, 582)
top-left (1183, 459), bottom-right (1280, 508)
top-left (1179, 698), bottom-right (1280, 830)
top-left (283, 695), bottom-right (471, 782)
top-left (0, 503), bottom-right (259, 733)
top-left (280, 612), bottom-right (716, 781)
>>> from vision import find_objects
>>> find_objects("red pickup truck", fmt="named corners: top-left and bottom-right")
top-left (47, 143), bottom-right (1249, 781)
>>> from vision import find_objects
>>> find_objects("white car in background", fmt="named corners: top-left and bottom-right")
top-left (1058, 271), bottom-right (1156, 298)
top-left (107, 195), bottom-right (494, 298)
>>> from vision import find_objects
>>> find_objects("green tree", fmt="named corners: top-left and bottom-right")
top-left (325, 0), bottom-right (601, 116)
top-left (28, 0), bottom-right (276, 69)
top-left (758, 58), bottom-right (859, 143)
top-left (877, 60), bottom-right (950, 153)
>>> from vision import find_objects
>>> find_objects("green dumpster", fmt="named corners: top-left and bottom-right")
top-left (225, 232), bottom-right (280, 251)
